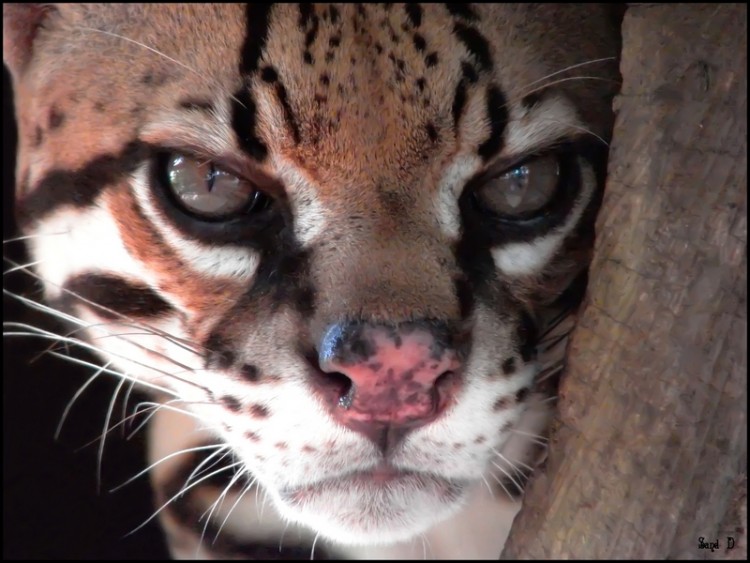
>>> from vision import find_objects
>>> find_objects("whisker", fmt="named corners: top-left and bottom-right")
top-left (124, 400), bottom-right (208, 442)
top-left (310, 531), bottom-right (321, 561)
top-left (126, 461), bottom-right (243, 537)
top-left (3, 261), bottom-right (205, 357)
top-left (3, 230), bottom-right (70, 244)
top-left (75, 26), bottom-right (248, 110)
top-left (3, 259), bottom-right (46, 275)
top-left (5, 324), bottom-right (196, 391)
top-left (121, 378), bottom-right (138, 438)
top-left (214, 475), bottom-right (257, 546)
top-left (508, 429), bottom-right (549, 446)
top-left (516, 56), bottom-right (616, 93)
top-left (46, 350), bottom-right (176, 398)
top-left (199, 470), bottom-right (245, 549)
top-left (97, 377), bottom-right (127, 493)
top-left (490, 461), bottom-right (524, 494)
top-left (55, 361), bottom-right (112, 440)
top-left (488, 472), bottom-right (515, 499)
top-left (110, 443), bottom-right (226, 493)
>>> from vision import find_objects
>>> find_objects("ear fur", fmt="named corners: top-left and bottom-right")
top-left (3, 3), bottom-right (57, 81)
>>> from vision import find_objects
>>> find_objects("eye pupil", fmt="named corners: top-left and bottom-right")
top-left (205, 164), bottom-right (216, 192)
top-left (474, 155), bottom-right (560, 218)
top-left (163, 153), bottom-right (268, 220)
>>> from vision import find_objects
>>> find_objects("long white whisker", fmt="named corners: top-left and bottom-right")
top-left (55, 361), bottom-right (112, 440)
top-left (3, 230), bottom-right (70, 244)
top-left (214, 476), bottom-right (256, 546)
top-left (97, 377), bottom-right (126, 493)
top-left (3, 259), bottom-right (46, 275)
top-left (46, 350), bottom-right (176, 397)
top-left (5, 321), bottom-right (204, 391)
top-left (199, 470), bottom-right (245, 549)
top-left (111, 443), bottom-right (225, 493)
top-left (126, 461), bottom-right (243, 537)
top-left (120, 378), bottom-right (138, 437)
top-left (491, 461), bottom-right (524, 494)
top-left (310, 531), bottom-right (321, 561)
top-left (75, 26), bottom-right (247, 110)
top-left (3, 263), bottom-right (204, 357)
top-left (517, 56), bottom-right (616, 92)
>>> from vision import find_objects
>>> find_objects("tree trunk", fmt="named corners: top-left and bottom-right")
top-left (502, 4), bottom-right (747, 559)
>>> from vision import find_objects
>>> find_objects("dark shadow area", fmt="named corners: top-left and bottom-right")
top-left (3, 65), bottom-right (171, 560)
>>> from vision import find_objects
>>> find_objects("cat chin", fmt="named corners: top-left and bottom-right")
top-left (271, 471), bottom-right (469, 546)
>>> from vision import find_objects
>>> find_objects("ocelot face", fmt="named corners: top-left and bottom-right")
top-left (4, 3), bottom-right (620, 546)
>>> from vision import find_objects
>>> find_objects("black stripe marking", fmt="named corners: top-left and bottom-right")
top-left (329, 5), bottom-right (340, 23)
top-left (63, 273), bottom-right (172, 320)
top-left (454, 276), bottom-right (475, 321)
top-left (405, 4), bottom-right (422, 27)
top-left (521, 91), bottom-right (543, 110)
top-left (461, 61), bottom-right (478, 84)
top-left (275, 81), bottom-right (301, 144)
top-left (412, 32), bottom-right (426, 52)
top-left (220, 395), bottom-right (242, 412)
top-left (260, 66), bottom-right (278, 83)
top-left (451, 80), bottom-right (467, 129)
top-left (502, 357), bottom-right (516, 375)
top-left (241, 363), bottom-right (260, 382)
top-left (204, 333), bottom-right (237, 370)
top-left (240, 4), bottom-right (273, 74)
top-left (453, 22), bottom-right (492, 73)
top-left (518, 311), bottom-right (538, 363)
top-left (231, 89), bottom-right (268, 161)
top-left (477, 85), bottom-right (509, 161)
top-left (300, 4), bottom-right (319, 48)
top-left (426, 122), bottom-right (438, 142)
top-left (33, 126), bottom-right (43, 147)
top-left (48, 106), bottom-right (65, 129)
top-left (446, 4), bottom-right (478, 21)
top-left (16, 141), bottom-right (149, 228)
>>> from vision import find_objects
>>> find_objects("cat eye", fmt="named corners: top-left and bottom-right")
top-left (164, 154), bottom-right (269, 219)
top-left (473, 154), bottom-right (560, 218)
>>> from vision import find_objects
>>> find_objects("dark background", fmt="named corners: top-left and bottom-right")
top-left (3, 66), bottom-right (171, 559)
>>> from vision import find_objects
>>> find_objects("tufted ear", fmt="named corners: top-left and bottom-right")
top-left (3, 3), bottom-right (58, 82)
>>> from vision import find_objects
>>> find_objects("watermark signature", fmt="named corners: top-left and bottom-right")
top-left (698, 536), bottom-right (737, 552)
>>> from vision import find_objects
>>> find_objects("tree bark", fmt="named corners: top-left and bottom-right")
top-left (502, 4), bottom-right (747, 559)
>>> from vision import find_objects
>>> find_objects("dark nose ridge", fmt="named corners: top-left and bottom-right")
top-left (311, 320), bottom-right (463, 452)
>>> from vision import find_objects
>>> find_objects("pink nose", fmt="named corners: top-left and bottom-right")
top-left (313, 321), bottom-right (463, 451)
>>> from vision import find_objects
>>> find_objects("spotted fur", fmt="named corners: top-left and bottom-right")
top-left (4, 3), bottom-right (621, 559)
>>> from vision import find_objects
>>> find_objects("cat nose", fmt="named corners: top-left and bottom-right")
top-left (312, 320), bottom-right (464, 452)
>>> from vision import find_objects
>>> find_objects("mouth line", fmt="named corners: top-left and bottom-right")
top-left (280, 463), bottom-right (466, 502)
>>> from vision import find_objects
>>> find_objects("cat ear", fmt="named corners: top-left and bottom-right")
top-left (3, 3), bottom-right (58, 81)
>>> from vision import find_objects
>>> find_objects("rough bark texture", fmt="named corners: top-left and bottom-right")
top-left (502, 4), bottom-right (747, 559)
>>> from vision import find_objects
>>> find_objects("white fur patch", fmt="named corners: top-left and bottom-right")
top-left (29, 202), bottom-right (156, 300)
top-left (434, 154), bottom-right (482, 239)
top-left (504, 93), bottom-right (596, 157)
top-left (492, 231), bottom-right (566, 276)
top-left (140, 100), bottom-right (236, 158)
top-left (273, 159), bottom-right (331, 246)
top-left (491, 163), bottom-right (596, 276)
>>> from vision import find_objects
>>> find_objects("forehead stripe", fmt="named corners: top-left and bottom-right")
top-left (240, 4), bottom-right (274, 74)
top-left (231, 90), bottom-right (268, 161)
top-left (232, 4), bottom-right (274, 161)
top-left (477, 85), bottom-right (509, 161)
top-left (16, 141), bottom-right (149, 229)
